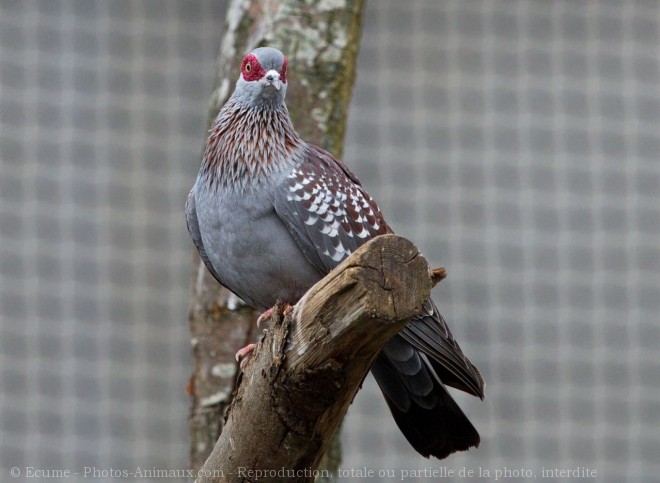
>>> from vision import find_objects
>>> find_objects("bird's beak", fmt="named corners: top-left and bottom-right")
top-left (265, 69), bottom-right (281, 91)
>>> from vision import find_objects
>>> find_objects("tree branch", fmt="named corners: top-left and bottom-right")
top-left (431, 266), bottom-right (447, 287)
top-left (196, 235), bottom-right (432, 483)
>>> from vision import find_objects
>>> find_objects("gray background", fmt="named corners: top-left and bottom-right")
top-left (1, 1), bottom-right (658, 482)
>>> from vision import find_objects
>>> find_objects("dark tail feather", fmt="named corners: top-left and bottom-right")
top-left (371, 337), bottom-right (480, 459)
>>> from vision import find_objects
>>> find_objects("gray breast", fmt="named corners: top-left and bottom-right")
top-left (194, 181), bottom-right (323, 312)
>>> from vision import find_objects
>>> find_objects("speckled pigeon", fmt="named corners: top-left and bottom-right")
top-left (186, 47), bottom-right (485, 459)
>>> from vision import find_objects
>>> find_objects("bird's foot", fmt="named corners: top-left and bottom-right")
top-left (235, 343), bottom-right (256, 369)
top-left (256, 306), bottom-right (275, 328)
top-left (256, 303), bottom-right (293, 328)
top-left (240, 303), bottom-right (293, 369)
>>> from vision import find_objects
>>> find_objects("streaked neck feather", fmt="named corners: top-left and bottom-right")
top-left (201, 98), bottom-right (305, 192)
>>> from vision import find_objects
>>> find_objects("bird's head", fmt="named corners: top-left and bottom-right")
top-left (232, 47), bottom-right (288, 108)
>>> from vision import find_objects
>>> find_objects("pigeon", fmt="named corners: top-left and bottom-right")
top-left (186, 47), bottom-right (485, 459)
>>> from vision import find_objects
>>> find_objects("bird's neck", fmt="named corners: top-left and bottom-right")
top-left (200, 98), bottom-right (305, 192)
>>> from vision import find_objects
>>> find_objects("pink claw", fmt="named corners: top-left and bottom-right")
top-left (256, 307), bottom-right (275, 328)
top-left (235, 343), bottom-right (256, 368)
top-left (256, 303), bottom-right (293, 328)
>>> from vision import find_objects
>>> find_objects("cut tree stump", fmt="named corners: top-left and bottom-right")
top-left (196, 234), bottom-right (433, 483)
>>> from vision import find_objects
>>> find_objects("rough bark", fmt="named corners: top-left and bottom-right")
top-left (188, 0), bottom-right (366, 472)
top-left (196, 235), bottom-right (433, 483)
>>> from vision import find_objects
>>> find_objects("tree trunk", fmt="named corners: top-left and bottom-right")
top-left (187, 0), bottom-right (366, 473)
top-left (196, 235), bottom-right (433, 483)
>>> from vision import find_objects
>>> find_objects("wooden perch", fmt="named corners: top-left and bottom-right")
top-left (196, 234), bottom-right (432, 483)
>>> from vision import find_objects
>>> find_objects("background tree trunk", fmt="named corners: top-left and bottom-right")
top-left (187, 0), bottom-right (366, 474)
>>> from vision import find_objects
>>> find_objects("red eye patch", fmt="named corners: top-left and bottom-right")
top-left (240, 53), bottom-right (288, 84)
top-left (280, 56), bottom-right (288, 83)
top-left (241, 54), bottom-right (266, 81)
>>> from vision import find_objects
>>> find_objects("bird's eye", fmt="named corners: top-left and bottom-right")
top-left (245, 63), bottom-right (251, 72)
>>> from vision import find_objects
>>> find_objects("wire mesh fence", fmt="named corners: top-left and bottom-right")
top-left (1, 1), bottom-right (658, 482)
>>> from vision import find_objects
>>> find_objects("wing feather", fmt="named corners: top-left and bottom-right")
top-left (274, 145), bottom-right (389, 272)
top-left (273, 144), bottom-right (484, 399)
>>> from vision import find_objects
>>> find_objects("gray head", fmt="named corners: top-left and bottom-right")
top-left (232, 47), bottom-right (288, 108)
